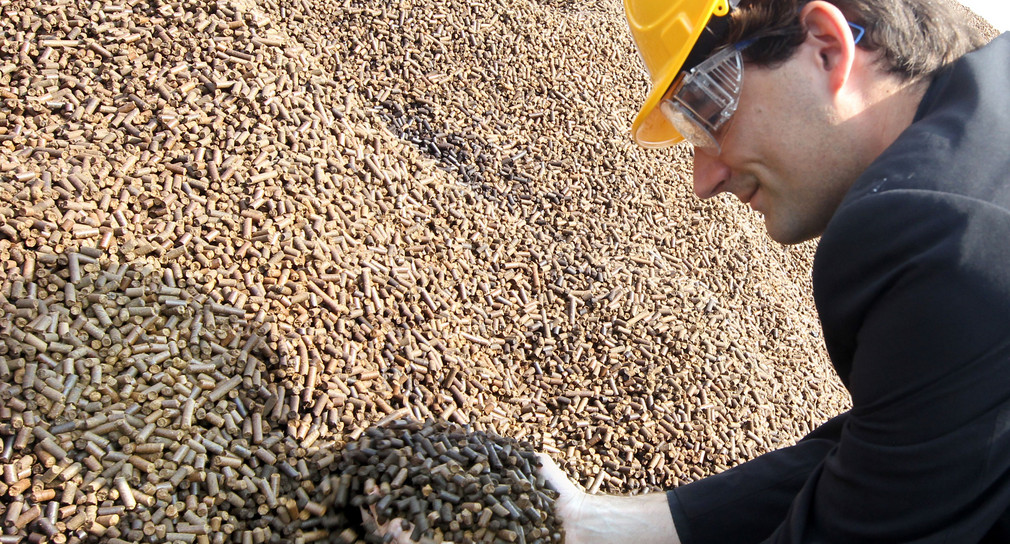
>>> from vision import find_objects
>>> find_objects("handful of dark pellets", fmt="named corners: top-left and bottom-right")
top-left (335, 419), bottom-right (564, 544)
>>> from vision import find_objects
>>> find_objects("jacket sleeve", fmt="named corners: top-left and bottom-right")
top-left (765, 189), bottom-right (1010, 543)
top-left (668, 414), bottom-right (848, 543)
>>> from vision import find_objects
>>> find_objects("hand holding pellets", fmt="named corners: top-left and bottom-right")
top-left (336, 419), bottom-right (564, 544)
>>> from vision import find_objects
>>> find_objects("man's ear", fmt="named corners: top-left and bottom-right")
top-left (799, 1), bottom-right (857, 93)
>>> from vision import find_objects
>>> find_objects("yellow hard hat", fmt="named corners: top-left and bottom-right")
top-left (625, 0), bottom-right (733, 148)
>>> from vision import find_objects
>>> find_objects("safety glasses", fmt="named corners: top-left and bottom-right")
top-left (659, 42), bottom-right (745, 153)
top-left (660, 22), bottom-right (865, 154)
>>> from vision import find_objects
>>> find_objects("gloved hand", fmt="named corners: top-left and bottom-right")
top-left (535, 453), bottom-right (683, 544)
top-left (536, 453), bottom-right (594, 542)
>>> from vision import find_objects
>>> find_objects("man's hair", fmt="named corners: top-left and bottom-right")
top-left (727, 0), bottom-right (986, 81)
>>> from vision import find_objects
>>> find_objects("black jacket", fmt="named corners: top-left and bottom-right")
top-left (668, 32), bottom-right (1010, 543)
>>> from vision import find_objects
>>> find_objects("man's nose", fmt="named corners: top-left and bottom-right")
top-left (692, 148), bottom-right (731, 199)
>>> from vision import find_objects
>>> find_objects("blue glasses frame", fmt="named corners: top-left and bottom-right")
top-left (848, 22), bottom-right (866, 44)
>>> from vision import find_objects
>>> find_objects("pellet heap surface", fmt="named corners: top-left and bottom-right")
top-left (19, 0), bottom-right (1003, 541)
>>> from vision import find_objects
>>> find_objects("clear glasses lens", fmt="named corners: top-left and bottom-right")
top-left (660, 46), bottom-right (744, 152)
top-left (661, 100), bottom-right (719, 150)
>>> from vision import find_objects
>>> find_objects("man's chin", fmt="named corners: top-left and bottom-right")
top-left (763, 217), bottom-right (804, 246)
top-left (765, 221), bottom-right (820, 246)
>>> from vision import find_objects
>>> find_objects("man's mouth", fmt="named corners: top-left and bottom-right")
top-left (736, 186), bottom-right (757, 205)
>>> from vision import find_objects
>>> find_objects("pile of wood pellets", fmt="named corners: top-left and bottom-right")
top-left (0, 0), bottom-right (994, 542)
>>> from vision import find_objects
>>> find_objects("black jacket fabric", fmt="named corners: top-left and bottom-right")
top-left (667, 32), bottom-right (1010, 543)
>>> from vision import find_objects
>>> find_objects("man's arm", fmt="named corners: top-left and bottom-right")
top-left (770, 189), bottom-right (1010, 542)
top-left (537, 454), bottom-right (681, 544)
top-left (542, 415), bottom-right (846, 543)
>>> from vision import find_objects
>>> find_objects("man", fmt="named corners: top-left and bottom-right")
top-left (539, 0), bottom-right (1010, 542)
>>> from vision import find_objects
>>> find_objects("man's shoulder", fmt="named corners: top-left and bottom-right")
top-left (834, 33), bottom-right (1010, 223)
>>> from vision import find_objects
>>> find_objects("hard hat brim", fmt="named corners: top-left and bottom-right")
top-left (631, 66), bottom-right (685, 149)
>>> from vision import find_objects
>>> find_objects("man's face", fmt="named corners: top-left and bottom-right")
top-left (690, 55), bottom-right (864, 245)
